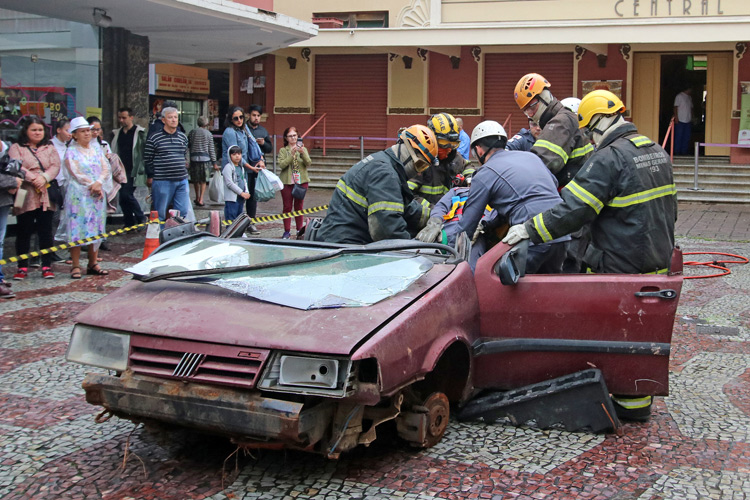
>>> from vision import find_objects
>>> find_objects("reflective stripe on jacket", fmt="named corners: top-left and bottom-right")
top-left (408, 150), bottom-right (468, 205)
top-left (524, 122), bottom-right (677, 274)
top-left (532, 99), bottom-right (593, 187)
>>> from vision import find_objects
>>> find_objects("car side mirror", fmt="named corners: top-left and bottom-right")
top-left (493, 240), bottom-right (529, 285)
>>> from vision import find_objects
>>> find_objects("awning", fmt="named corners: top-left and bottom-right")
top-left (0, 0), bottom-right (318, 63)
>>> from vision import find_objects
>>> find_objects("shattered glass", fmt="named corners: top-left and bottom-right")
top-left (125, 238), bottom-right (433, 310)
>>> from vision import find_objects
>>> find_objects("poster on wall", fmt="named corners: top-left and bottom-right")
top-left (0, 82), bottom-right (76, 137)
top-left (582, 80), bottom-right (623, 99)
top-left (739, 82), bottom-right (750, 145)
top-left (207, 99), bottom-right (219, 130)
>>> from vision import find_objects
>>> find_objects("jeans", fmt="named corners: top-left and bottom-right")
top-left (151, 179), bottom-right (190, 221)
top-left (674, 121), bottom-right (692, 155)
top-left (224, 199), bottom-right (245, 221)
top-left (119, 179), bottom-right (146, 227)
top-left (244, 172), bottom-right (258, 219)
top-left (15, 208), bottom-right (54, 268)
top-left (0, 205), bottom-right (9, 281)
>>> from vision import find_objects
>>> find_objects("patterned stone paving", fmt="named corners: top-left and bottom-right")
top-left (0, 214), bottom-right (749, 499)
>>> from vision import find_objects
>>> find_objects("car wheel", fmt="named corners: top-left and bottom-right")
top-left (611, 395), bottom-right (653, 422)
top-left (396, 392), bottom-right (450, 448)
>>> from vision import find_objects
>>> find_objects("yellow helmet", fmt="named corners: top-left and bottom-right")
top-left (577, 90), bottom-right (626, 128)
top-left (428, 113), bottom-right (460, 150)
top-left (514, 73), bottom-right (551, 109)
top-left (399, 124), bottom-right (438, 166)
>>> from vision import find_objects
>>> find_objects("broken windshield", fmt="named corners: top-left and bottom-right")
top-left (125, 238), bottom-right (434, 310)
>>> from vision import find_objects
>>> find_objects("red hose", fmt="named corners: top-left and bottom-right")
top-left (682, 251), bottom-right (748, 280)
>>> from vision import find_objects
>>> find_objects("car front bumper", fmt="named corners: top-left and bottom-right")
top-left (82, 371), bottom-right (332, 447)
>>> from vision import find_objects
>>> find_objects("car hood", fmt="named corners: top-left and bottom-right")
top-left (75, 264), bottom-right (454, 356)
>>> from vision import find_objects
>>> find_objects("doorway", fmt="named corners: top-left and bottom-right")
top-left (659, 55), bottom-right (706, 155)
top-left (633, 51), bottom-right (733, 157)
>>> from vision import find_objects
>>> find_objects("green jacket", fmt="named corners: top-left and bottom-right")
top-left (277, 145), bottom-right (311, 184)
top-left (111, 125), bottom-right (148, 187)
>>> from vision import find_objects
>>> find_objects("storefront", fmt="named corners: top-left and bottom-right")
top-left (0, 10), bottom-right (101, 141)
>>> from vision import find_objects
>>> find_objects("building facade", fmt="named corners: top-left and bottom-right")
top-left (243, 0), bottom-right (750, 163)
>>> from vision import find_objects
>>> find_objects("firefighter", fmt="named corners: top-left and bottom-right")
top-left (502, 89), bottom-right (677, 275)
top-left (515, 73), bottom-right (595, 272)
top-left (445, 120), bottom-right (568, 274)
top-left (408, 113), bottom-right (469, 205)
top-left (316, 125), bottom-right (437, 244)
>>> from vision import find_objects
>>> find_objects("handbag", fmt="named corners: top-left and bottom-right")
top-left (245, 128), bottom-right (263, 164)
top-left (27, 146), bottom-right (63, 208)
top-left (292, 183), bottom-right (307, 200)
top-left (291, 150), bottom-right (306, 200)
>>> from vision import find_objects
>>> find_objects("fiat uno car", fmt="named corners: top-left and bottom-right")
top-left (68, 226), bottom-right (683, 458)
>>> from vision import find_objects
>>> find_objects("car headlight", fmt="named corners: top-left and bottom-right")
top-left (280, 355), bottom-right (339, 389)
top-left (66, 324), bottom-right (130, 371)
top-left (258, 353), bottom-right (352, 397)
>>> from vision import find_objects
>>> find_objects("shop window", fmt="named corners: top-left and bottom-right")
top-left (312, 11), bottom-right (388, 29)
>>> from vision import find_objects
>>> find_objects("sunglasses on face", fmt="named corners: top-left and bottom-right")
top-left (232, 115), bottom-right (243, 122)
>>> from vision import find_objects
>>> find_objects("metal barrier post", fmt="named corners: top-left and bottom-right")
top-left (323, 117), bottom-right (327, 156)
top-left (360, 136), bottom-right (364, 160)
top-left (272, 134), bottom-right (277, 174)
top-left (691, 141), bottom-right (700, 190)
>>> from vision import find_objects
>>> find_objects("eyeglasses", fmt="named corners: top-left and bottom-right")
top-left (231, 115), bottom-right (243, 122)
top-left (91, 128), bottom-right (102, 132)
top-left (286, 134), bottom-right (298, 138)
top-left (523, 98), bottom-right (541, 118)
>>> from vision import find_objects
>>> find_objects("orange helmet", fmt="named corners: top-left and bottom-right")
top-left (514, 73), bottom-right (551, 110)
top-left (399, 124), bottom-right (438, 166)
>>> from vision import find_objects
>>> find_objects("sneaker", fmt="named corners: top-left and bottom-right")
top-left (49, 251), bottom-right (64, 263)
top-left (248, 224), bottom-right (261, 236)
top-left (29, 257), bottom-right (41, 268)
top-left (42, 267), bottom-right (55, 279)
top-left (282, 231), bottom-right (291, 239)
top-left (0, 284), bottom-right (15, 299)
top-left (100, 240), bottom-right (111, 251)
top-left (13, 268), bottom-right (28, 281)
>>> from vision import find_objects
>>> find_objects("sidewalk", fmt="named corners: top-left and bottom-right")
top-left (675, 202), bottom-right (750, 241)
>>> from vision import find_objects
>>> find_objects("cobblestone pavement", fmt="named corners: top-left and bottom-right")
top-left (1, 197), bottom-right (749, 499)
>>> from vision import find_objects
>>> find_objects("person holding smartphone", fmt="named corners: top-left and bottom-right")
top-left (276, 127), bottom-right (311, 239)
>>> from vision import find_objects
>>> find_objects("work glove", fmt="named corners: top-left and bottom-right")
top-left (415, 216), bottom-right (443, 243)
top-left (502, 224), bottom-right (530, 245)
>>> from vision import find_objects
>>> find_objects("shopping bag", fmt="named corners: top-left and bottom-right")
top-left (208, 171), bottom-right (225, 204)
top-left (260, 169), bottom-right (283, 192)
top-left (254, 170), bottom-right (276, 202)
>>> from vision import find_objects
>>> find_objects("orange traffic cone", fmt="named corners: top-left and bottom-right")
top-left (142, 211), bottom-right (160, 260)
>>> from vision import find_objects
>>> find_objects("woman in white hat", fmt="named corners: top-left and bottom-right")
top-left (62, 116), bottom-right (111, 279)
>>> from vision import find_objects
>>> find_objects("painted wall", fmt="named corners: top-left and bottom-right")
top-left (732, 51), bottom-right (750, 163)
top-left (428, 46), bottom-right (479, 111)
top-left (273, 0), bottom-right (411, 23)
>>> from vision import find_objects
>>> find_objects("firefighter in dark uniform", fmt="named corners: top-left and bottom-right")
top-left (502, 89), bottom-right (677, 274)
top-left (408, 113), bottom-right (469, 205)
top-left (418, 120), bottom-right (568, 274)
top-left (316, 125), bottom-right (437, 245)
top-left (503, 90), bottom-right (677, 421)
top-left (514, 73), bottom-right (595, 272)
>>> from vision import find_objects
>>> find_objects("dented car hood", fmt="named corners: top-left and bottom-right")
top-left (75, 263), bottom-right (454, 356)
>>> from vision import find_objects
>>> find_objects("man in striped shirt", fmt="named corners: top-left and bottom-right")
top-left (144, 107), bottom-right (190, 220)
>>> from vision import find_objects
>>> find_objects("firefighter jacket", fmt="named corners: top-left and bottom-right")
top-left (524, 122), bottom-right (677, 274)
top-left (408, 149), bottom-right (468, 205)
top-left (317, 149), bottom-right (430, 245)
top-left (532, 99), bottom-right (594, 187)
top-left (457, 150), bottom-right (566, 243)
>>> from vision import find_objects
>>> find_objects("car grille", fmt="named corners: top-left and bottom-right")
top-left (129, 335), bottom-right (269, 389)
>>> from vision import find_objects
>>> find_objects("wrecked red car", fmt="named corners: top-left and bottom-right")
top-left (67, 223), bottom-right (683, 457)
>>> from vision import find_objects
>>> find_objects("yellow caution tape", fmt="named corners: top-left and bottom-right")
top-left (0, 205), bottom-right (329, 266)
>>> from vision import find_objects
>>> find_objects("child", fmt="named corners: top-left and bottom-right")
top-left (222, 145), bottom-right (250, 221)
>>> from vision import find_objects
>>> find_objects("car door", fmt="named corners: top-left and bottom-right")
top-left (471, 243), bottom-right (683, 396)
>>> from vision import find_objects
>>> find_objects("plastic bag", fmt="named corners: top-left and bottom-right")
top-left (261, 169), bottom-right (283, 192)
top-left (254, 169), bottom-right (276, 202)
top-left (208, 171), bottom-right (225, 204)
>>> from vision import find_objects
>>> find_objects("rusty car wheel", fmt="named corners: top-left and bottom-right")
top-left (422, 392), bottom-right (450, 447)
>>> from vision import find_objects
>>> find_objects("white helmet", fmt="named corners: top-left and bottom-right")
top-left (470, 120), bottom-right (507, 147)
top-left (561, 97), bottom-right (582, 115)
